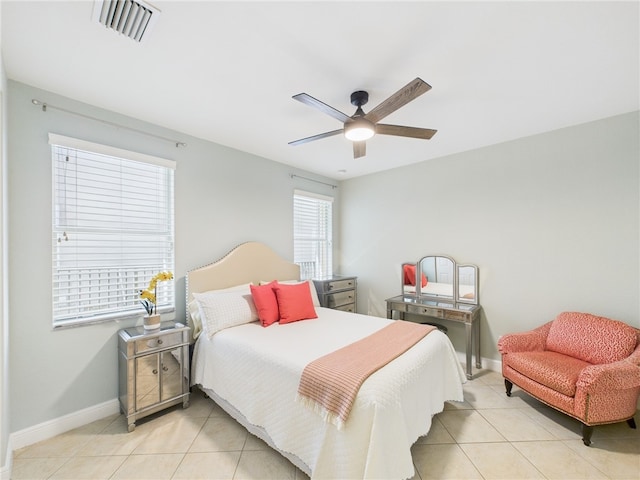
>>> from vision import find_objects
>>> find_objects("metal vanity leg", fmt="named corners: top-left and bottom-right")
top-left (465, 322), bottom-right (473, 379)
top-left (475, 318), bottom-right (481, 369)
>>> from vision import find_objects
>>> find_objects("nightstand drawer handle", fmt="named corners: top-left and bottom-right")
top-left (152, 369), bottom-right (158, 375)
top-left (163, 366), bottom-right (168, 372)
top-left (157, 339), bottom-right (163, 345)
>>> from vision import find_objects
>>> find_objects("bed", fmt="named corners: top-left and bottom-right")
top-left (187, 242), bottom-right (466, 479)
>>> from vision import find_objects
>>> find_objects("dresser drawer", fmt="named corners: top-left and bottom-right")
top-left (406, 304), bottom-right (443, 318)
top-left (325, 290), bottom-right (356, 308)
top-left (333, 303), bottom-right (356, 313)
top-left (314, 277), bottom-right (356, 294)
top-left (134, 331), bottom-right (184, 354)
top-left (443, 309), bottom-right (470, 322)
top-left (325, 278), bottom-right (356, 293)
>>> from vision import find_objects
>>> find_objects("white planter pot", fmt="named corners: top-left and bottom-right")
top-left (143, 314), bottom-right (161, 331)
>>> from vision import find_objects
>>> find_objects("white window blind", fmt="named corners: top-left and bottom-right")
top-left (293, 190), bottom-right (333, 280)
top-left (50, 134), bottom-right (175, 327)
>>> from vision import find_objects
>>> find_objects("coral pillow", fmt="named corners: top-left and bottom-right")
top-left (250, 282), bottom-right (280, 327)
top-left (273, 281), bottom-right (318, 324)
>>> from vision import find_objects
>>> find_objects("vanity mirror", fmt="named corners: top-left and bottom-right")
top-left (402, 256), bottom-right (478, 305)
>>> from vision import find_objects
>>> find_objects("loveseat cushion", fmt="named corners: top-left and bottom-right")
top-left (505, 351), bottom-right (591, 397)
top-left (546, 312), bottom-right (637, 364)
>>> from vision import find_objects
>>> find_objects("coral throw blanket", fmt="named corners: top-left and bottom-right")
top-left (297, 321), bottom-right (436, 429)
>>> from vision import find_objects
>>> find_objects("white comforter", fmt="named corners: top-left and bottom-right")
top-left (192, 307), bottom-right (465, 480)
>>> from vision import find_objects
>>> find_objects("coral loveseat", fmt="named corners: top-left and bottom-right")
top-left (498, 312), bottom-right (640, 445)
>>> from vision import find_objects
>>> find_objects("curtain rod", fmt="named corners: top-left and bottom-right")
top-left (31, 99), bottom-right (187, 148)
top-left (290, 174), bottom-right (337, 189)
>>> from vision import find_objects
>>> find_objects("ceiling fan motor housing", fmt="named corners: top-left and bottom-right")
top-left (350, 91), bottom-right (369, 107)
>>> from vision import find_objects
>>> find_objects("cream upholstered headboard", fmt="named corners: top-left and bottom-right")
top-left (185, 242), bottom-right (300, 330)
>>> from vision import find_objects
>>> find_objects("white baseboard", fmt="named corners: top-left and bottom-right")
top-left (455, 351), bottom-right (501, 375)
top-left (0, 437), bottom-right (12, 480)
top-left (9, 398), bottom-right (119, 452)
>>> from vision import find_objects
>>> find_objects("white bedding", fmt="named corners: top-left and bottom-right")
top-left (192, 307), bottom-right (466, 480)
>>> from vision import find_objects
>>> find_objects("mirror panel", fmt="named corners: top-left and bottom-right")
top-left (402, 263), bottom-right (418, 294)
top-left (418, 255), bottom-right (454, 299)
top-left (457, 264), bottom-right (478, 304)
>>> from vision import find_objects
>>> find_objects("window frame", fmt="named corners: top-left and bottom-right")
top-left (49, 134), bottom-right (176, 328)
top-left (293, 189), bottom-right (333, 280)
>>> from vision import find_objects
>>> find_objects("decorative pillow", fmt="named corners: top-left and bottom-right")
top-left (250, 281), bottom-right (280, 327)
top-left (193, 290), bottom-right (258, 338)
top-left (261, 279), bottom-right (321, 307)
top-left (187, 299), bottom-right (203, 339)
top-left (188, 283), bottom-right (253, 338)
top-left (273, 281), bottom-right (318, 324)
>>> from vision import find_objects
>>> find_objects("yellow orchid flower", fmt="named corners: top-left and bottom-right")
top-left (139, 271), bottom-right (173, 315)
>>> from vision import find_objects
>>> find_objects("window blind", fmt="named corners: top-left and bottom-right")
top-left (50, 134), bottom-right (175, 327)
top-left (293, 190), bottom-right (333, 280)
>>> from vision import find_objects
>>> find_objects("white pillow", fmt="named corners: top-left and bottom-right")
top-left (187, 283), bottom-right (253, 339)
top-left (193, 291), bottom-right (258, 338)
top-left (187, 299), bottom-right (203, 339)
top-left (260, 279), bottom-right (321, 307)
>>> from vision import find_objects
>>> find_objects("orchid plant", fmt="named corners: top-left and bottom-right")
top-left (140, 271), bottom-right (173, 316)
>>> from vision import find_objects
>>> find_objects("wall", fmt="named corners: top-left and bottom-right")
top-left (339, 112), bottom-right (640, 363)
top-left (7, 80), bottom-right (339, 434)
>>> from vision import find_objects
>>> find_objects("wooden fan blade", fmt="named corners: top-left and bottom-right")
top-left (364, 78), bottom-right (432, 124)
top-left (376, 124), bottom-right (437, 139)
top-left (289, 129), bottom-right (343, 146)
top-left (353, 141), bottom-right (366, 159)
top-left (292, 93), bottom-right (352, 123)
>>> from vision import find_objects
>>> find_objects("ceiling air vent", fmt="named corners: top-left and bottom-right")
top-left (92, 0), bottom-right (160, 42)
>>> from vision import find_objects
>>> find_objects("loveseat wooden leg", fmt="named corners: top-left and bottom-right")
top-left (627, 417), bottom-right (636, 429)
top-left (581, 424), bottom-right (594, 446)
top-left (504, 379), bottom-right (513, 397)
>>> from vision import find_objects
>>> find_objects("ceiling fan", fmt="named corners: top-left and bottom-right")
top-left (289, 77), bottom-right (437, 159)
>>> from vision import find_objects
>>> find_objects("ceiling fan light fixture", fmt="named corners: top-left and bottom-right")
top-left (344, 118), bottom-right (375, 141)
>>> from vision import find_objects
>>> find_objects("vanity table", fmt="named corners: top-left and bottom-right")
top-left (386, 295), bottom-right (481, 379)
top-left (387, 254), bottom-right (482, 379)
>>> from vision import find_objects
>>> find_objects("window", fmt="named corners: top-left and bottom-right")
top-left (50, 134), bottom-right (175, 328)
top-left (293, 190), bottom-right (333, 280)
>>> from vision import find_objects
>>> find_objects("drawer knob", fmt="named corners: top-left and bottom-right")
top-left (328, 284), bottom-right (334, 290)
top-left (152, 369), bottom-right (158, 375)
top-left (157, 339), bottom-right (163, 345)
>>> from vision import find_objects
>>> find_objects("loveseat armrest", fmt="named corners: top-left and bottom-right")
top-left (626, 331), bottom-right (640, 367)
top-left (498, 321), bottom-right (552, 354)
top-left (576, 358), bottom-right (640, 394)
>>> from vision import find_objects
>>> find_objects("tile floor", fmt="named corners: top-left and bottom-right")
top-left (11, 369), bottom-right (640, 480)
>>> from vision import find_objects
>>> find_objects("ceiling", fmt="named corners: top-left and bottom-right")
top-left (2, 1), bottom-right (638, 180)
